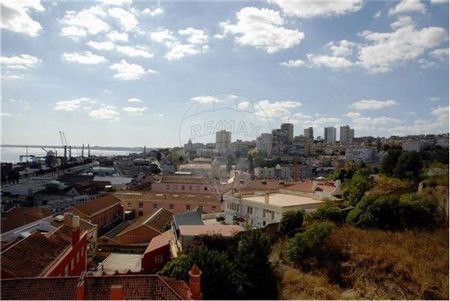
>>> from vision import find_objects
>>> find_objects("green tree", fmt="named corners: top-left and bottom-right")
top-left (284, 222), bottom-right (333, 264)
top-left (393, 151), bottom-right (422, 179)
top-left (311, 201), bottom-right (343, 224)
top-left (342, 170), bottom-right (373, 205)
top-left (279, 210), bottom-right (304, 237)
top-left (380, 149), bottom-right (402, 176)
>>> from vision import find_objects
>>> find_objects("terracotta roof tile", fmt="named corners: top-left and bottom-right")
top-left (1, 207), bottom-right (53, 233)
top-left (1, 277), bottom-right (79, 300)
top-left (144, 230), bottom-right (172, 254)
top-left (72, 194), bottom-right (121, 217)
top-left (1, 225), bottom-right (73, 277)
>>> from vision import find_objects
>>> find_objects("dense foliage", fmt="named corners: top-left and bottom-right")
top-left (160, 230), bottom-right (277, 299)
top-left (310, 201), bottom-right (343, 224)
top-left (346, 193), bottom-right (443, 230)
top-left (279, 210), bottom-right (304, 237)
top-left (341, 168), bottom-right (373, 205)
top-left (380, 150), bottom-right (424, 179)
top-left (284, 222), bottom-right (333, 264)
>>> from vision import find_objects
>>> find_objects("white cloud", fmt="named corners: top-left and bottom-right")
top-left (306, 54), bottom-right (353, 70)
top-left (358, 19), bottom-right (448, 73)
top-left (280, 59), bottom-right (305, 68)
top-left (431, 106), bottom-right (449, 123)
top-left (127, 97), bottom-right (142, 103)
top-left (345, 111), bottom-right (400, 126)
top-left (350, 99), bottom-right (397, 110)
top-left (390, 16), bottom-right (413, 30)
top-left (142, 7), bottom-right (164, 17)
top-left (255, 100), bottom-right (301, 119)
top-left (122, 106), bottom-right (149, 114)
top-left (107, 31), bottom-right (128, 42)
top-left (89, 105), bottom-right (120, 120)
top-left (430, 48), bottom-right (449, 60)
top-left (62, 51), bottom-right (107, 64)
top-left (1, 0), bottom-right (44, 37)
top-left (326, 40), bottom-right (357, 57)
top-left (0, 112), bottom-right (13, 117)
top-left (54, 97), bottom-right (92, 111)
top-left (268, 0), bottom-right (363, 18)
top-left (191, 96), bottom-right (219, 104)
top-left (390, 106), bottom-right (449, 135)
top-left (430, 0), bottom-right (448, 4)
top-left (1, 54), bottom-right (41, 79)
top-left (115, 45), bottom-right (154, 58)
top-left (418, 58), bottom-right (438, 68)
top-left (110, 60), bottom-right (155, 80)
top-left (101, 0), bottom-right (132, 6)
top-left (237, 101), bottom-right (250, 110)
top-left (108, 7), bottom-right (138, 31)
top-left (61, 5), bottom-right (110, 39)
top-left (373, 11), bottom-right (381, 19)
top-left (220, 7), bottom-right (304, 53)
top-left (429, 96), bottom-right (441, 102)
top-left (151, 27), bottom-right (209, 60)
top-left (389, 0), bottom-right (427, 15)
top-left (86, 40), bottom-right (116, 51)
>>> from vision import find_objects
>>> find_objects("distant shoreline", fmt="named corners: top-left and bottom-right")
top-left (0, 145), bottom-right (157, 152)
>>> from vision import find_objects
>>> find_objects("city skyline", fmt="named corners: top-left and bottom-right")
top-left (2, 0), bottom-right (449, 147)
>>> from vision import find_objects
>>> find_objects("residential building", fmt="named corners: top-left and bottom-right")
top-left (215, 130), bottom-right (231, 154)
top-left (304, 127), bottom-right (314, 140)
top-left (1, 271), bottom-right (197, 300)
top-left (70, 194), bottom-right (123, 236)
top-left (290, 135), bottom-right (311, 156)
top-left (345, 146), bottom-right (376, 164)
top-left (340, 125), bottom-right (354, 144)
top-left (402, 140), bottom-right (424, 152)
top-left (256, 133), bottom-right (273, 155)
top-left (99, 208), bottom-right (173, 246)
top-left (150, 175), bottom-right (219, 194)
top-left (272, 123), bottom-right (294, 156)
top-left (324, 127), bottom-right (337, 144)
top-left (1, 215), bottom-right (87, 279)
top-left (142, 230), bottom-right (172, 273)
top-left (1, 207), bottom-right (52, 234)
top-left (114, 191), bottom-right (221, 217)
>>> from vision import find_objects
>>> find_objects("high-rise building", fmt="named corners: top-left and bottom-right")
top-left (215, 130), bottom-right (231, 153)
top-left (324, 127), bottom-right (337, 144)
top-left (272, 123), bottom-right (294, 156)
top-left (304, 127), bottom-right (314, 140)
top-left (256, 133), bottom-right (273, 155)
top-left (290, 135), bottom-right (311, 156)
top-left (340, 125), bottom-right (354, 144)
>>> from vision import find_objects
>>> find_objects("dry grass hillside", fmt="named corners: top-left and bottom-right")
top-left (272, 225), bottom-right (449, 300)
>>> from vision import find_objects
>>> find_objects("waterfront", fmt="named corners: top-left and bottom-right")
top-left (0, 146), bottom-right (134, 163)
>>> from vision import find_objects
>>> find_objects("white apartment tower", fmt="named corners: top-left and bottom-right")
top-left (324, 127), bottom-right (337, 144)
top-left (340, 125), bottom-right (354, 144)
top-left (215, 130), bottom-right (232, 153)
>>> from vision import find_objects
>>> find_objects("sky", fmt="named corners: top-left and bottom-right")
top-left (1, 0), bottom-right (449, 147)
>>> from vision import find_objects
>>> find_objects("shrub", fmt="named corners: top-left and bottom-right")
top-left (284, 222), bottom-right (333, 264)
top-left (311, 201), bottom-right (343, 224)
top-left (279, 210), bottom-right (304, 237)
top-left (342, 170), bottom-right (373, 205)
top-left (346, 193), bottom-right (443, 230)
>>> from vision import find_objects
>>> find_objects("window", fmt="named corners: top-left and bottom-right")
top-left (153, 203), bottom-right (158, 209)
top-left (127, 202), bottom-right (132, 209)
top-left (271, 211), bottom-right (275, 220)
top-left (212, 206), bottom-right (216, 211)
top-left (166, 184), bottom-right (170, 189)
top-left (189, 186), bottom-right (192, 191)
top-left (139, 202), bottom-right (143, 209)
top-left (204, 187), bottom-right (207, 191)
top-left (139, 211), bottom-right (143, 217)
top-left (181, 185), bottom-right (185, 190)
top-left (247, 207), bottom-right (253, 214)
top-left (263, 210), bottom-right (266, 218)
top-left (186, 205), bottom-right (191, 210)
top-left (64, 266), bottom-right (69, 276)
top-left (169, 204), bottom-right (174, 210)
top-left (155, 255), bottom-right (164, 264)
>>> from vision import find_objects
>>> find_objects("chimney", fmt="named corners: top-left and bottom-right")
top-left (110, 284), bottom-right (123, 300)
top-left (72, 215), bottom-right (80, 246)
top-left (75, 280), bottom-right (85, 300)
top-left (189, 265), bottom-right (202, 300)
top-left (264, 193), bottom-right (269, 205)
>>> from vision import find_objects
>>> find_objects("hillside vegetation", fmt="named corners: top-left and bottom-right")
top-left (273, 225), bottom-right (449, 300)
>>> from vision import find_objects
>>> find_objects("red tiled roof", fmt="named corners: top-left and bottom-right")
top-left (72, 194), bottom-right (121, 217)
top-left (1, 225), bottom-right (73, 278)
top-left (117, 208), bottom-right (173, 237)
top-left (1, 277), bottom-right (79, 300)
top-left (83, 275), bottom-right (191, 300)
top-left (1, 274), bottom-right (193, 300)
top-left (1, 207), bottom-right (53, 233)
top-left (283, 180), bottom-right (313, 193)
top-left (144, 230), bottom-right (172, 254)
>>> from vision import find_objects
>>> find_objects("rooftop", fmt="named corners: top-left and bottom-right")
top-left (178, 224), bottom-right (244, 237)
top-left (145, 230), bottom-right (172, 254)
top-left (174, 208), bottom-right (204, 226)
top-left (242, 193), bottom-right (323, 207)
top-left (101, 253), bottom-right (142, 274)
top-left (158, 175), bottom-right (207, 184)
top-left (1, 207), bottom-right (53, 233)
top-left (72, 194), bottom-right (121, 217)
top-left (1, 225), bottom-right (74, 278)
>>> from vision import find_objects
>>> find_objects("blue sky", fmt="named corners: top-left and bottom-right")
top-left (1, 0), bottom-right (449, 147)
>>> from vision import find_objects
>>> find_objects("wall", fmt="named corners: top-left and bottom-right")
top-left (48, 233), bottom-right (87, 277)
top-left (141, 244), bottom-right (171, 273)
